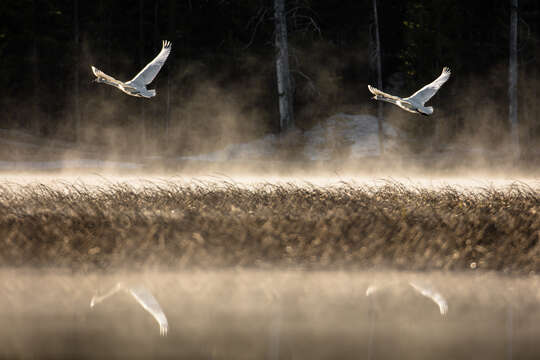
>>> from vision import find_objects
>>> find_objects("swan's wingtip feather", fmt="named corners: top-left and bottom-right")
top-left (160, 326), bottom-right (168, 336)
top-left (439, 302), bottom-right (449, 316)
top-left (440, 309), bottom-right (448, 316)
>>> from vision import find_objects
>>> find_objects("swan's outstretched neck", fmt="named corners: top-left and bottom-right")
top-left (373, 95), bottom-right (398, 105)
top-left (90, 282), bottom-right (124, 308)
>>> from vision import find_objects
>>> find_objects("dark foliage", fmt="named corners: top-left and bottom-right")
top-left (0, 1), bottom-right (539, 155)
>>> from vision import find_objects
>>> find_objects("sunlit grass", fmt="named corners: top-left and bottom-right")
top-left (0, 180), bottom-right (538, 273)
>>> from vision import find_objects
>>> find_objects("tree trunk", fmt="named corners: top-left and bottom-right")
top-left (73, 0), bottom-right (80, 143)
top-left (274, 0), bottom-right (294, 133)
top-left (372, 0), bottom-right (384, 155)
top-left (536, 2), bottom-right (540, 147)
top-left (509, 0), bottom-right (519, 159)
top-left (154, 1), bottom-right (159, 50)
top-left (152, 0), bottom-right (159, 152)
top-left (139, 0), bottom-right (146, 157)
top-left (106, 2), bottom-right (112, 72)
top-left (166, 0), bottom-right (175, 152)
top-left (506, 304), bottom-right (513, 360)
top-left (31, 0), bottom-right (40, 136)
top-left (100, 0), bottom-right (111, 101)
top-left (432, 4), bottom-right (442, 152)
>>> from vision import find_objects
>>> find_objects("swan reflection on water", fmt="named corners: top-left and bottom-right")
top-left (90, 282), bottom-right (168, 336)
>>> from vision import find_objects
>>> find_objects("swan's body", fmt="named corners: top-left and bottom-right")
top-left (90, 282), bottom-right (168, 336)
top-left (368, 67), bottom-right (451, 116)
top-left (91, 40), bottom-right (171, 98)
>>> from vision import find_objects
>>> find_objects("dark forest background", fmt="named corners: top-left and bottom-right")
top-left (0, 0), bottom-right (539, 160)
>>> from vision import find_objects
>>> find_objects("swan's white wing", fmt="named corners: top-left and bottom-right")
top-left (368, 85), bottom-right (402, 101)
top-left (409, 281), bottom-right (448, 316)
top-left (127, 40), bottom-right (172, 86)
top-left (404, 67), bottom-right (451, 105)
top-left (91, 66), bottom-right (123, 86)
top-left (128, 285), bottom-right (169, 336)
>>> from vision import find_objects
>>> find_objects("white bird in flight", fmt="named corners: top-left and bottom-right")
top-left (366, 281), bottom-right (448, 316)
top-left (90, 282), bottom-right (168, 336)
top-left (91, 40), bottom-right (172, 98)
top-left (368, 67), bottom-right (451, 116)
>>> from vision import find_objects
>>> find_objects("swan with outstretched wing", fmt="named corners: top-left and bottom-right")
top-left (91, 40), bottom-right (171, 98)
top-left (368, 67), bottom-right (451, 115)
top-left (366, 280), bottom-right (448, 316)
top-left (90, 282), bottom-right (168, 336)
top-left (408, 281), bottom-right (448, 315)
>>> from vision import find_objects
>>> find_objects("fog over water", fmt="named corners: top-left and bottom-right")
top-left (1, 269), bottom-right (539, 359)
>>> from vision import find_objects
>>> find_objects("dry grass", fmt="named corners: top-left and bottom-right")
top-left (0, 181), bottom-right (538, 273)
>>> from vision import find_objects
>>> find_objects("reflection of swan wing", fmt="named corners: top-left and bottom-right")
top-left (90, 282), bottom-right (168, 336)
top-left (366, 281), bottom-right (398, 297)
top-left (365, 285), bottom-right (379, 297)
top-left (128, 286), bottom-right (169, 336)
top-left (90, 283), bottom-right (123, 307)
top-left (409, 281), bottom-right (448, 316)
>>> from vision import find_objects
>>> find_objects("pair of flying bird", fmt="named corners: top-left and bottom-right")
top-left (91, 40), bottom-right (451, 115)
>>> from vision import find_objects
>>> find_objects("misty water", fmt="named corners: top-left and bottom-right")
top-left (1, 269), bottom-right (539, 359)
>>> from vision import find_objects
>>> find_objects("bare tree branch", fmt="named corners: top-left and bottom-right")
top-left (243, 7), bottom-right (269, 50)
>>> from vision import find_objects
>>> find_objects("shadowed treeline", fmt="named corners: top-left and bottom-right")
top-left (0, 1), bottom-right (539, 158)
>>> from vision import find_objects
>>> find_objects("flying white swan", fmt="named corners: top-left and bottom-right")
top-left (90, 282), bottom-right (168, 336)
top-left (91, 40), bottom-right (172, 98)
top-left (366, 281), bottom-right (448, 316)
top-left (368, 67), bottom-right (451, 115)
